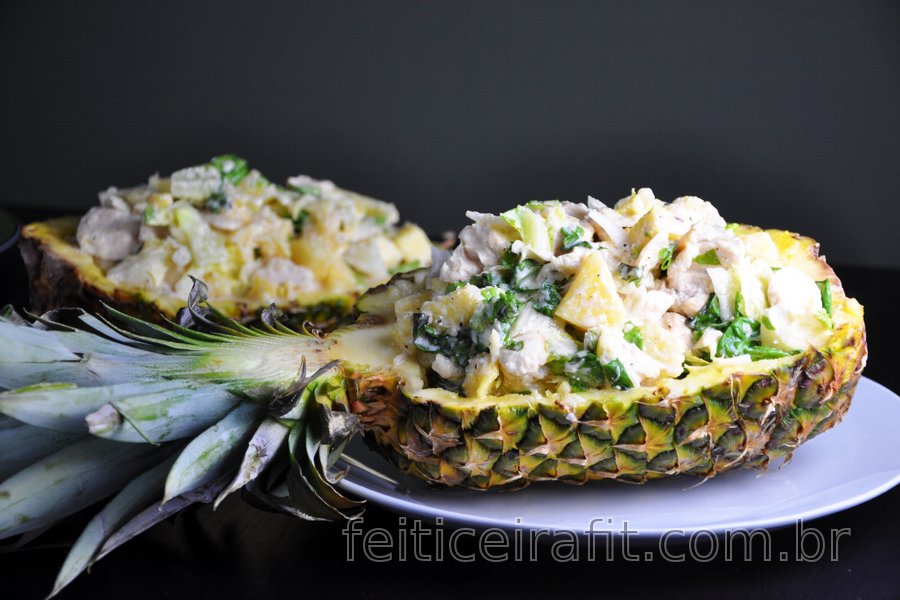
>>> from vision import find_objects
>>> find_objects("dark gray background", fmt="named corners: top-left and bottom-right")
top-left (2, 1), bottom-right (898, 267)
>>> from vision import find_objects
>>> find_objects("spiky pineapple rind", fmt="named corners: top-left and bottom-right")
top-left (344, 268), bottom-right (867, 490)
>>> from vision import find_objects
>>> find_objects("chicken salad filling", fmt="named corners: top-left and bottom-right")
top-left (395, 189), bottom-right (836, 397)
top-left (75, 155), bottom-right (432, 305)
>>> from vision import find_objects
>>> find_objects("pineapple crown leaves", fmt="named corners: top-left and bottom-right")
top-left (0, 279), bottom-right (366, 597)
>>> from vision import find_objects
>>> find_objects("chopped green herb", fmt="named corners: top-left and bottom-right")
top-left (688, 294), bottom-right (724, 335)
top-left (445, 281), bottom-right (467, 293)
top-left (500, 247), bottom-right (519, 269)
top-left (561, 226), bottom-right (591, 252)
top-left (427, 371), bottom-right (463, 394)
top-left (292, 209), bottom-right (310, 234)
top-left (816, 280), bottom-right (832, 316)
top-left (533, 279), bottom-right (563, 316)
top-left (205, 190), bottom-right (230, 213)
top-left (617, 263), bottom-right (644, 285)
top-left (468, 271), bottom-right (505, 289)
top-left (734, 291), bottom-right (746, 318)
top-left (747, 345), bottom-right (799, 360)
top-left (389, 260), bottom-right (420, 275)
top-left (547, 351), bottom-right (605, 391)
top-left (693, 249), bottom-right (721, 266)
top-left (814, 310), bottom-right (834, 330)
top-left (143, 205), bottom-right (156, 223)
top-left (210, 154), bottom-right (249, 185)
top-left (716, 316), bottom-right (759, 358)
top-left (412, 313), bottom-right (442, 353)
top-left (469, 289), bottom-right (521, 346)
top-left (412, 313), bottom-right (475, 368)
top-left (289, 184), bottom-right (321, 196)
top-left (525, 199), bottom-right (560, 210)
top-left (761, 314), bottom-right (776, 330)
top-left (583, 330), bottom-right (599, 354)
top-left (658, 243), bottom-right (676, 272)
top-left (623, 322), bottom-right (644, 350)
top-left (512, 259), bottom-right (541, 290)
top-left (603, 359), bottom-right (634, 390)
top-left (373, 214), bottom-right (387, 226)
top-left (716, 316), bottom-right (798, 359)
top-left (505, 340), bottom-right (524, 351)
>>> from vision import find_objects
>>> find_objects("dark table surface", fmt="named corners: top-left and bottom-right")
top-left (0, 207), bottom-right (898, 600)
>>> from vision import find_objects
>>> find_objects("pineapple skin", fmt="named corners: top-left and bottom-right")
top-left (20, 217), bottom-right (355, 328)
top-left (337, 229), bottom-right (868, 490)
top-left (352, 345), bottom-right (865, 490)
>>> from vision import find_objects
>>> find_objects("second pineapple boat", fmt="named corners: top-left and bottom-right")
top-left (0, 189), bottom-right (866, 594)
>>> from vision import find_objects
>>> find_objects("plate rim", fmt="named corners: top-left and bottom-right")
top-left (337, 376), bottom-right (900, 536)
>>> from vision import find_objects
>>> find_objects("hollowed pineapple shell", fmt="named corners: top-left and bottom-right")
top-left (345, 227), bottom-right (867, 490)
top-left (20, 217), bottom-right (354, 327)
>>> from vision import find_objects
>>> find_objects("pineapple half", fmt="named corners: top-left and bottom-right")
top-left (0, 189), bottom-right (865, 596)
top-left (21, 155), bottom-right (433, 327)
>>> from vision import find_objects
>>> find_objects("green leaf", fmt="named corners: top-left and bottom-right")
top-left (389, 260), bottom-right (420, 275)
top-left (561, 226), bottom-right (590, 252)
top-left (816, 280), bottom-right (832, 316)
top-left (547, 352), bottom-right (605, 391)
top-left (209, 154), bottom-right (249, 184)
top-left (617, 263), bottom-right (644, 285)
top-left (693, 249), bottom-right (721, 265)
top-left (747, 345), bottom-right (799, 360)
top-left (0, 423), bottom-right (82, 481)
top-left (734, 290), bottom-right (746, 318)
top-left (0, 438), bottom-right (159, 540)
top-left (512, 259), bottom-right (541, 290)
top-left (50, 454), bottom-right (177, 598)
top-left (412, 313), bottom-right (443, 353)
top-left (688, 294), bottom-right (724, 334)
top-left (0, 380), bottom-right (193, 433)
top-left (500, 247), bottom-right (518, 268)
top-left (583, 330), bottom-right (599, 354)
top-left (85, 383), bottom-right (241, 444)
top-left (623, 322), bottom-right (644, 350)
top-left (204, 189), bottom-right (230, 213)
top-left (533, 280), bottom-right (563, 317)
top-left (658, 243), bottom-right (676, 272)
top-left (292, 209), bottom-right (310, 234)
top-left (602, 359), bottom-right (634, 390)
top-left (163, 402), bottom-right (263, 503)
top-left (412, 313), bottom-right (476, 368)
top-left (716, 316), bottom-right (759, 358)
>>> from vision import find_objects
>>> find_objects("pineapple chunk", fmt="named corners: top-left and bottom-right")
top-left (420, 284), bottom-right (483, 335)
top-left (463, 355), bottom-right (501, 398)
top-left (734, 260), bottom-right (770, 320)
top-left (740, 231), bottom-right (780, 265)
top-left (393, 224), bottom-right (432, 262)
top-left (613, 188), bottom-right (665, 225)
top-left (707, 267), bottom-right (738, 321)
top-left (555, 251), bottom-right (626, 330)
top-left (625, 207), bottom-right (665, 260)
top-left (760, 266), bottom-right (830, 350)
top-left (290, 235), bottom-right (356, 290)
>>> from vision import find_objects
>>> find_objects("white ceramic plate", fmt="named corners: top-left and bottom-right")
top-left (338, 377), bottom-right (900, 535)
